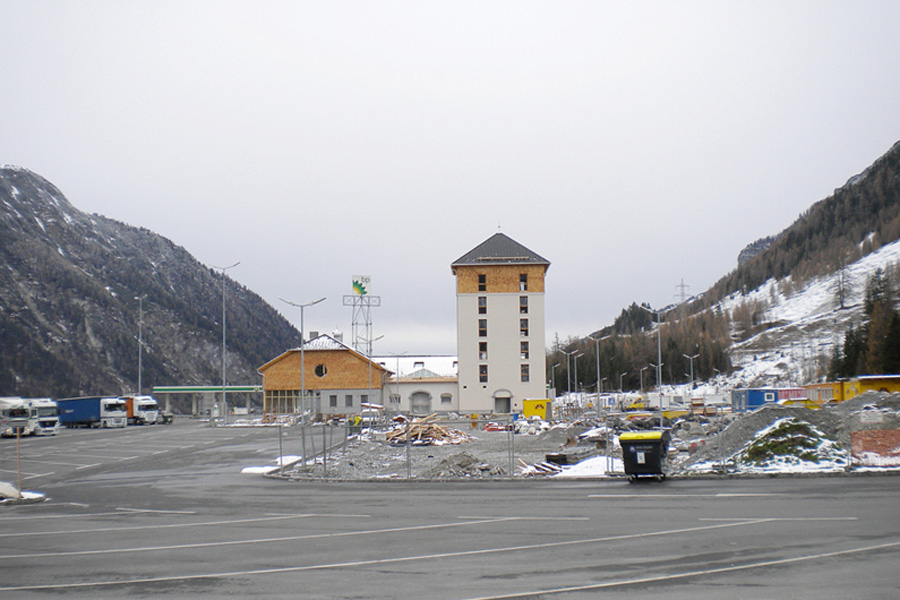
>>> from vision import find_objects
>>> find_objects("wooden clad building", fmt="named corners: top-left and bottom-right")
top-left (259, 334), bottom-right (390, 416)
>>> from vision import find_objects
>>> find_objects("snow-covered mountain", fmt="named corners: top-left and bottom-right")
top-left (0, 166), bottom-right (298, 404)
top-left (715, 237), bottom-right (900, 390)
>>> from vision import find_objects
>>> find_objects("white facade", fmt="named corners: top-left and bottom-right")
top-left (457, 292), bottom-right (546, 413)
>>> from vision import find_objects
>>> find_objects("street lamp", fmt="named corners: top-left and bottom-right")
top-left (589, 334), bottom-right (611, 408)
top-left (280, 296), bottom-right (326, 418)
top-left (640, 365), bottom-right (648, 397)
top-left (641, 305), bottom-right (666, 429)
top-left (135, 294), bottom-right (146, 395)
top-left (562, 349), bottom-right (579, 396)
top-left (212, 262), bottom-right (240, 425)
top-left (573, 352), bottom-right (584, 397)
top-left (619, 371), bottom-right (627, 393)
top-left (281, 296), bottom-right (326, 470)
top-left (550, 363), bottom-right (560, 398)
top-left (368, 334), bottom-right (385, 411)
top-left (684, 352), bottom-right (700, 397)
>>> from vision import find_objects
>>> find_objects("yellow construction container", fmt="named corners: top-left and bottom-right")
top-left (523, 399), bottom-right (552, 420)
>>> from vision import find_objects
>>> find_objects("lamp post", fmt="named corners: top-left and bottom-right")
top-left (589, 334), bottom-right (610, 409)
top-left (640, 365), bottom-right (648, 397)
top-left (281, 296), bottom-right (326, 469)
top-left (684, 352), bottom-right (700, 397)
top-left (368, 334), bottom-right (385, 413)
top-left (550, 363), bottom-right (560, 398)
top-left (641, 305), bottom-right (666, 428)
top-left (562, 349), bottom-right (579, 397)
top-left (135, 294), bottom-right (146, 395)
top-left (212, 262), bottom-right (240, 425)
top-left (619, 371), bottom-right (628, 393)
top-left (573, 352), bottom-right (584, 398)
top-left (280, 296), bottom-right (326, 418)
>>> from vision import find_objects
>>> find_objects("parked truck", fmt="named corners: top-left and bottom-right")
top-left (121, 395), bottom-right (159, 425)
top-left (0, 397), bottom-right (31, 437)
top-left (26, 398), bottom-right (60, 435)
top-left (57, 397), bottom-right (127, 429)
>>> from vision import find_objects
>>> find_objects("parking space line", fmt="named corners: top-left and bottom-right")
top-left (461, 539), bottom-right (900, 599)
top-left (0, 519), bottom-right (791, 591)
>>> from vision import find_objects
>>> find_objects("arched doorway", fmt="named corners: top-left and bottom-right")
top-left (410, 391), bottom-right (432, 415)
top-left (493, 389), bottom-right (513, 414)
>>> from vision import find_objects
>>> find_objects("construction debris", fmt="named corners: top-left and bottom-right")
top-left (385, 414), bottom-right (476, 446)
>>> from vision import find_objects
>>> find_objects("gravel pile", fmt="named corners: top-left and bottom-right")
top-left (676, 391), bottom-right (900, 472)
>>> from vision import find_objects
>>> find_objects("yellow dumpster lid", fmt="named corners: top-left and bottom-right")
top-left (619, 431), bottom-right (666, 441)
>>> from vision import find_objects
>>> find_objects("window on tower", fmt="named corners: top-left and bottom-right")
top-left (478, 296), bottom-right (487, 314)
top-left (521, 364), bottom-right (530, 382)
top-left (479, 341), bottom-right (488, 360)
top-left (479, 319), bottom-right (487, 337)
top-left (519, 296), bottom-right (528, 314)
top-left (520, 318), bottom-right (529, 337)
top-left (478, 274), bottom-right (487, 292)
top-left (520, 341), bottom-right (529, 360)
top-left (519, 273), bottom-right (528, 291)
top-left (479, 364), bottom-right (488, 383)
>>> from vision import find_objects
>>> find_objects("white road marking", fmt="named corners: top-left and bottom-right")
top-left (0, 519), bottom-right (785, 591)
top-left (0, 517), bottom-right (521, 560)
top-left (461, 540), bottom-right (900, 599)
top-left (115, 507), bottom-right (197, 515)
top-left (588, 493), bottom-right (784, 499)
top-left (0, 513), bottom-right (326, 539)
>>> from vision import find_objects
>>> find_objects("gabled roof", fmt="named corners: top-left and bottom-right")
top-left (451, 232), bottom-right (549, 269)
top-left (258, 334), bottom-right (391, 374)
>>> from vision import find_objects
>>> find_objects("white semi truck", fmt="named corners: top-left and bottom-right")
top-left (26, 398), bottom-right (60, 435)
top-left (0, 397), bottom-right (31, 437)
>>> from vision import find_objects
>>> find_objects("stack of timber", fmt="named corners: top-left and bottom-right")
top-left (385, 414), bottom-right (475, 446)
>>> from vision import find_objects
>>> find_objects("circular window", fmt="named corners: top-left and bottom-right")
top-left (315, 364), bottom-right (327, 377)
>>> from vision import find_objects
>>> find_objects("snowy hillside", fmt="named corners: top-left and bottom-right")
top-left (712, 238), bottom-right (900, 390)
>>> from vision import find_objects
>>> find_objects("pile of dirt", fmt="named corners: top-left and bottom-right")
top-left (420, 452), bottom-right (507, 478)
top-left (676, 391), bottom-right (900, 472)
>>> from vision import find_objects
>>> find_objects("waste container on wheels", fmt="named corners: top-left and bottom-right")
top-left (619, 430), bottom-right (670, 482)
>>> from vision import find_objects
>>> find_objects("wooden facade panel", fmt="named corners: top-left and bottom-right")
top-left (261, 350), bottom-right (386, 391)
top-left (455, 264), bottom-right (546, 294)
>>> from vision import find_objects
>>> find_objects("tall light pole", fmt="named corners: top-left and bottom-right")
top-left (640, 365), bottom-right (648, 397)
top-left (573, 352), bottom-right (584, 398)
top-left (280, 296), bottom-right (326, 419)
top-left (550, 363), bottom-right (560, 398)
top-left (212, 262), bottom-right (240, 425)
top-left (589, 334), bottom-right (610, 408)
top-left (619, 371), bottom-right (628, 393)
top-left (135, 294), bottom-right (146, 395)
top-left (368, 334), bottom-right (385, 412)
top-left (641, 305), bottom-right (666, 428)
top-left (562, 349), bottom-right (579, 396)
top-left (684, 352), bottom-right (700, 397)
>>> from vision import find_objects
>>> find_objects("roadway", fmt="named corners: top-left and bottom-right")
top-left (1, 419), bottom-right (899, 599)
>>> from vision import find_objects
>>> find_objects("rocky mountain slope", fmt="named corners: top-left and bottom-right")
top-left (0, 166), bottom-right (298, 404)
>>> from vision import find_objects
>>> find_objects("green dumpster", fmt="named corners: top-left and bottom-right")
top-left (619, 430), bottom-right (670, 482)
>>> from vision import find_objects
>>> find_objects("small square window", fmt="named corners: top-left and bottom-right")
top-left (441, 393), bottom-right (452, 404)
top-left (345, 394), bottom-right (353, 408)
top-left (329, 394), bottom-right (337, 408)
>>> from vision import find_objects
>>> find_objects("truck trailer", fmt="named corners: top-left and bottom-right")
top-left (121, 395), bottom-right (160, 425)
top-left (57, 397), bottom-right (127, 429)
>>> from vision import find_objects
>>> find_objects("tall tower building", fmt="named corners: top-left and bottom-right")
top-left (451, 233), bottom-right (550, 414)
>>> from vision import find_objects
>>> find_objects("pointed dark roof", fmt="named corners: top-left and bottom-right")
top-left (451, 233), bottom-right (550, 268)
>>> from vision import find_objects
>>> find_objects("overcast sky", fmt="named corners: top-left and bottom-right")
top-left (2, 1), bottom-right (899, 356)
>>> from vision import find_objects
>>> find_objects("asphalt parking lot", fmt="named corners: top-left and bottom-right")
top-left (2, 419), bottom-right (899, 599)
